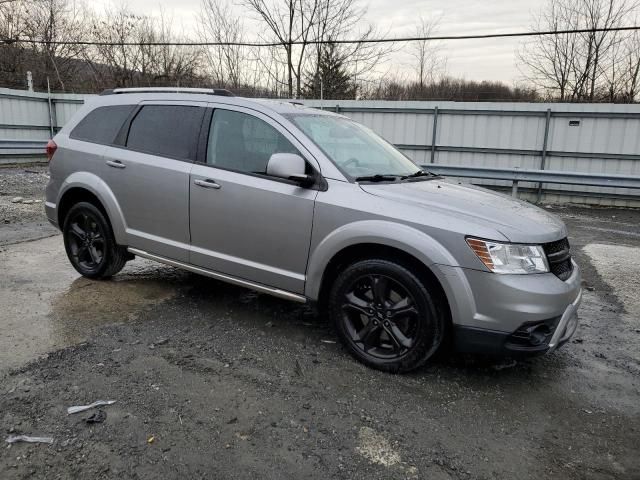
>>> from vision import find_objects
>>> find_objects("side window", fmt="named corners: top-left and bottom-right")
top-left (126, 105), bottom-right (203, 161)
top-left (70, 105), bottom-right (135, 145)
top-left (207, 109), bottom-right (300, 174)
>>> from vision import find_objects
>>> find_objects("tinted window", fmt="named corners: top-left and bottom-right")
top-left (70, 105), bottom-right (134, 145)
top-left (207, 109), bottom-right (299, 174)
top-left (126, 105), bottom-right (204, 160)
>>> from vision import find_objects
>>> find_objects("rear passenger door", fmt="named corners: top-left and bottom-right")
top-left (189, 106), bottom-right (319, 294)
top-left (102, 102), bottom-right (205, 262)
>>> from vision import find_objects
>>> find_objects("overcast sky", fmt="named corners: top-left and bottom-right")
top-left (92, 0), bottom-right (541, 84)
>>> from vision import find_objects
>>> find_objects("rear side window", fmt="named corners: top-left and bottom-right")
top-left (126, 105), bottom-right (204, 161)
top-left (70, 105), bottom-right (134, 145)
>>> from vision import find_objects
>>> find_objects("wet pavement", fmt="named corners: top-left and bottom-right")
top-left (0, 199), bottom-right (639, 479)
top-left (0, 237), bottom-right (185, 371)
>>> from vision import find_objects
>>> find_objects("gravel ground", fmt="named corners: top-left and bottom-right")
top-left (1, 167), bottom-right (639, 479)
top-left (0, 166), bottom-right (58, 245)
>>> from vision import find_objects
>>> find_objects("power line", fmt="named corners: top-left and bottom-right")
top-left (2, 26), bottom-right (640, 47)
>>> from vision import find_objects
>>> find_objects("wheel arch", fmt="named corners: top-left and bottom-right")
top-left (305, 221), bottom-right (460, 320)
top-left (56, 173), bottom-right (127, 244)
top-left (316, 242), bottom-right (452, 323)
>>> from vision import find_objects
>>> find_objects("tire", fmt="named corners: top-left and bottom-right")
top-left (328, 259), bottom-right (445, 373)
top-left (62, 201), bottom-right (128, 279)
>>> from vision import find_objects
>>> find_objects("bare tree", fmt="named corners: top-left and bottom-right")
top-left (411, 15), bottom-right (445, 92)
top-left (619, 25), bottom-right (640, 100)
top-left (150, 9), bottom-right (202, 85)
top-left (240, 0), bottom-right (324, 97)
top-left (88, 4), bottom-right (201, 89)
top-left (89, 5), bottom-right (145, 87)
top-left (519, 0), bottom-right (584, 100)
top-left (310, 0), bottom-right (394, 89)
top-left (0, 0), bottom-right (27, 87)
top-left (519, 0), bottom-right (639, 101)
top-left (0, 0), bottom-right (24, 37)
top-left (198, 0), bottom-right (248, 88)
top-left (20, 0), bottom-right (89, 91)
top-left (581, 0), bottom-right (637, 100)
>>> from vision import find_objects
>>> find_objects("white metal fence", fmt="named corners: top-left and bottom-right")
top-left (301, 100), bottom-right (640, 207)
top-left (0, 88), bottom-right (87, 163)
top-left (1, 88), bottom-right (639, 207)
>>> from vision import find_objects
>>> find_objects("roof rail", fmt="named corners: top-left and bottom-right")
top-left (99, 87), bottom-right (235, 97)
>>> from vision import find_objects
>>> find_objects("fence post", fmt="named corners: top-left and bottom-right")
top-left (536, 108), bottom-right (552, 203)
top-left (430, 106), bottom-right (439, 164)
top-left (46, 78), bottom-right (54, 139)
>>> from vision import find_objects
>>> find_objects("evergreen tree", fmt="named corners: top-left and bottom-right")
top-left (304, 41), bottom-right (356, 100)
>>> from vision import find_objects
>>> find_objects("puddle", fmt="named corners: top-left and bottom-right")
top-left (0, 235), bottom-right (185, 372)
top-left (50, 271), bottom-right (180, 343)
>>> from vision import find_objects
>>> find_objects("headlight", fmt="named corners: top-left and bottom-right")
top-left (466, 238), bottom-right (549, 274)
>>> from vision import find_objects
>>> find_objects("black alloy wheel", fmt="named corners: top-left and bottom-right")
top-left (329, 259), bottom-right (444, 373)
top-left (63, 202), bottom-right (128, 279)
top-left (66, 209), bottom-right (106, 272)
top-left (343, 274), bottom-right (418, 358)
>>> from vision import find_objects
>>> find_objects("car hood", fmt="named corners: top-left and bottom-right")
top-left (360, 179), bottom-right (567, 244)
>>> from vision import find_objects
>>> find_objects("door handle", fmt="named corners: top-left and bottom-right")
top-left (194, 178), bottom-right (221, 189)
top-left (106, 160), bottom-right (126, 169)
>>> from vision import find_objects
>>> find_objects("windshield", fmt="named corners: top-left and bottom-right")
top-left (286, 114), bottom-right (421, 179)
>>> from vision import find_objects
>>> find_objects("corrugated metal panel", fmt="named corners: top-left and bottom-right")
top-left (0, 88), bottom-right (91, 164)
top-left (548, 116), bottom-right (640, 155)
top-left (0, 88), bottom-right (91, 134)
top-left (54, 100), bottom-right (88, 126)
top-left (2, 90), bottom-right (639, 206)
top-left (301, 99), bottom-right (640, 207)
top-left (0, 129), bottom-right (49, 140)
top-left (438, 112), bottom-right (546, 151)
top-left (0, 95), bottom-right (50, 126)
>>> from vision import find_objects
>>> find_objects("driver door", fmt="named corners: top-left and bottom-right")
top-left (189, 106), bottom-right (319, 294)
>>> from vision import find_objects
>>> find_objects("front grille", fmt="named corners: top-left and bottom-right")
top-left (543, 237), bottom-right (573, 281)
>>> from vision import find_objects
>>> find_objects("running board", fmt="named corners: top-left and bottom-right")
top-left (127, 247), bottom-right (307, 303)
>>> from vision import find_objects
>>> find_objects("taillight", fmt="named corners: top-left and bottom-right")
top-left (46, 139), bottom-right (57, 161)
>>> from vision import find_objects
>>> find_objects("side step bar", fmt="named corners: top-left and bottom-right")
top-left (127, 247), bottom-right (307, 303)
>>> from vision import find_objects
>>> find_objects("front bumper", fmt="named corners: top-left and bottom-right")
top-left (443, 260), bottom-right (582, 357)
top-left (548, 288), bottom-right (581, 352)
top-left (454, 288), bottom-right (581, 357)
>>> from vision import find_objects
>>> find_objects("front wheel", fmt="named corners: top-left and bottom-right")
top-left (62, 202), bottom-right (128, 279)
top-left (328, 259), bottom-right (445, 373)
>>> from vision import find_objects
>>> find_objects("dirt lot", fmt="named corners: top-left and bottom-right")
top-left (1, 167), bottom-right (639, 479)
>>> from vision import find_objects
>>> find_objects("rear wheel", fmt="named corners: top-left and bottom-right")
top-left (328, 259), bottom-right (444, 373)
top-left (62, 202), bottom-right (128, 279)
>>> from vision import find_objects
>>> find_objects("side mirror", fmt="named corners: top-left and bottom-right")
top-left (266, 153), bottom-right (313, 186)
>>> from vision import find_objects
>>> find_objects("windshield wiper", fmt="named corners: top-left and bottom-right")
top-left (355, 174), bottom-right (400, 183)
top-left (400, 170), bottom-right (438, 180)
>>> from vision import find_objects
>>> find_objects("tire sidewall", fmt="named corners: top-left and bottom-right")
top-left (62, 202), bottom-right (114, 279)
top-left (329, 259), bottom-right (444, 373)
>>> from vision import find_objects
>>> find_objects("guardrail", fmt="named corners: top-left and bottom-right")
top-left (421, 164), bottom-right (640, 198)
top-left (3, 138), bottom-right (638, 202)
top-left (0, 139), bottom-right (46, 151)
top-left (0, 139), bottom-right (48, 164)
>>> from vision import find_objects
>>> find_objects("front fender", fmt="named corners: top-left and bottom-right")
top-left (305, 220), bottom-right (459, 300)
top-left (305, 220), bottom-right (477, 326)
top-left (57, 172), bottom-right (127, 245)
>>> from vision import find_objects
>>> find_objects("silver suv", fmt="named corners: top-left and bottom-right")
top-left (45, 87), bottom-right (581, 372)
